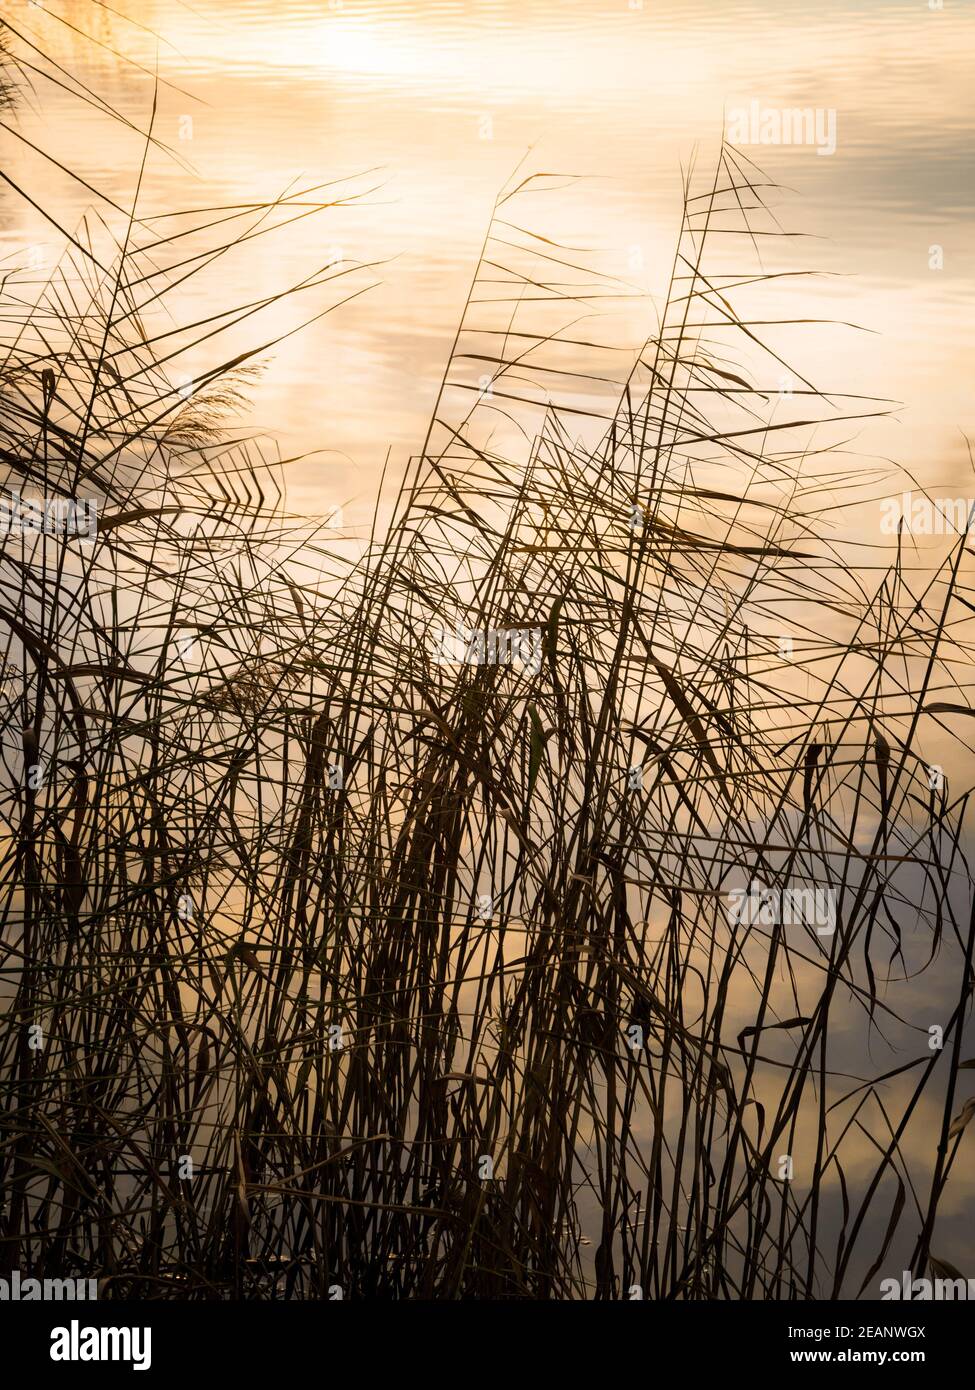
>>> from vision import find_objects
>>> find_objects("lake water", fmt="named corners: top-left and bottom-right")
top-left (5, 0), bottom-right (973, 533)
top-left (5, 0), bottom-right (975, 1291)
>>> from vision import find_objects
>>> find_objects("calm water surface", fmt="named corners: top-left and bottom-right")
top-left (5, 0), bottom-right (975, 1278)
top-left (5, 0), bottom-right (974, 527)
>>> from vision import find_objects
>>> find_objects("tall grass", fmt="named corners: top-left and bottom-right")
top-left (2, 19), bottom-right (975, 1300)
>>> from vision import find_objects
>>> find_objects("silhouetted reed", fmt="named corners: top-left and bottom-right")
top-left (2, 18), bottom-right (974, 1301)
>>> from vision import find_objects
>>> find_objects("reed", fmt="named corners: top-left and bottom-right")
top-left (1, 18), bottom-right (974, 1301)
